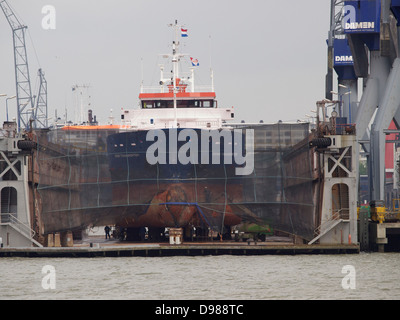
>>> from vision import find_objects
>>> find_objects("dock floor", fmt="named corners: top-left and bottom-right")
top-left (0, 236), bottom-right (360, 257)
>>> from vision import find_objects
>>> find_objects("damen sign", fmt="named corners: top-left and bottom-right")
top-left (342, 1), bottom-right (380, 33)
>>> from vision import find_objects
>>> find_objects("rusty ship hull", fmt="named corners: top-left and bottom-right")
top-left (32, 122), bottom-right (317, 243)
top-left (107, 128), bottom-right (248, 231)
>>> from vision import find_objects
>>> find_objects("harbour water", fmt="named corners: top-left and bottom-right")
top-left (1, 252), bottom-right (400, 300)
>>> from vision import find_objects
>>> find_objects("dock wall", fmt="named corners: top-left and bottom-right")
top-left (0, 243), bottom-right (360, 258)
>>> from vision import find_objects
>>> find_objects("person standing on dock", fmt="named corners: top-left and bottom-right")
top-left (104, 226), bottom-right (111, 239)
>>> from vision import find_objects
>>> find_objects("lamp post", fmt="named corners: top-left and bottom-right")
top-left (331, 90), bottom-right (351, 120)
top-left (6, 96), bottom-right (16, 122)
top-left (338, 84), bottom-right (352, 124)
top-left (1, 94), bottom-right (8, 123)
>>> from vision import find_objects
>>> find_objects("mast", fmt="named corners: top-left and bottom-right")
top-left (169, 20), bottom-right (182, 128)
top-left (172, 35), bottom-right (177, 127)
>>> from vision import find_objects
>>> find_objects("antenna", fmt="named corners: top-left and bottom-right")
top-left (140, 57), bottom-right (144, 93)
top-left (209, 34), bottom-right (214, 92)
top-left (72, 84), bottom-right (91, 124)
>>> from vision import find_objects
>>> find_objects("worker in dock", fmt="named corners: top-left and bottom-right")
top-left (104, 226), bottom-right (111, 239)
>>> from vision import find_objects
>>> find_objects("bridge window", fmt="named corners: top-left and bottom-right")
top-left (142, 100), bottom-right (216, 109)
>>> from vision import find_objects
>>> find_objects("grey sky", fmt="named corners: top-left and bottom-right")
top-left (0, 0), bottom-right (330, 125)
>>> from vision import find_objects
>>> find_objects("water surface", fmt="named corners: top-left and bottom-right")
top-left (1, 253), bottom-right (399, 300)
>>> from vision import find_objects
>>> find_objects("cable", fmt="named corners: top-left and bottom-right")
top-left (26, 28), bottom-right (42, 69)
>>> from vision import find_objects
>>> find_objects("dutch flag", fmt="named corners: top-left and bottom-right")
top-left (181, 28), bottom-right (188, 37)
top-left (190, 57), bottom-right (199, 66)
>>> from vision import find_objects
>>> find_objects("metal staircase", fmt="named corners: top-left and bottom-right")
top-left (308, 211), bottom-right (348, 245)
top-left (0, 213), bottom-right (43, 247)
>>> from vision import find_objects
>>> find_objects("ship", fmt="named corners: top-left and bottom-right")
top-left (106, 21), bottom-right (253, 240)
top-left (34, 21), bottom-right (316, 243)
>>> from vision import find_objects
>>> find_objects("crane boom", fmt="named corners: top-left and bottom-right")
top-left (0, 0), bottom-right (23, 29)
top-left (35, 69), bottom-right (48, 128)
top-left (1, 0), bottom-right (35, 130)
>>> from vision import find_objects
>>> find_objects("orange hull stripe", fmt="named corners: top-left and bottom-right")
top-left (61, 125), bottom-right (123, 131)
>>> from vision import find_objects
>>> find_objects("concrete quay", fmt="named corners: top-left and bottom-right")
top-left (0, 240), bottom-right (360, 258)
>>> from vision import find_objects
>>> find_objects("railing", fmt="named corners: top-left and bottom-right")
top-left (0, 213), bottom-right (36, 239)
top-left (313, 210), bottom-right (342, 238)
top-left (308, 210), bottom-right (346, 245)
top-left (335, 123), bottom-right (356, 135)
top-left (140, 85), bottom-right (214, 93)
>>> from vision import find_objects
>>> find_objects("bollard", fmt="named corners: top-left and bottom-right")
top-left (169, 228), bottom-right (183, 245)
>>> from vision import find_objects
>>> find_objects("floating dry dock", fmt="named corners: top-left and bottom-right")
top-left (0, 242), bottom-right (360, 258)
